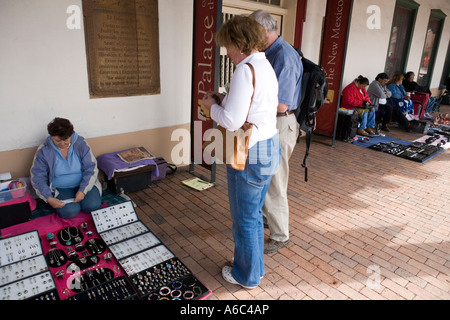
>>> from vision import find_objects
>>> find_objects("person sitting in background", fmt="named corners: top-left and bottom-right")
top-left (31, 118), bottom-right (102, 219)
top-left (367, 73), bottom-right (393, 132)
top-left (368, 73), bottom-right (417, 132)
top-left (342, 76), bottom-right (376, 136)
top-left (387, 73), bottom-right (414, 119)
top-left (440, 76), bottom-right (450, 106)
top-left (403, 71), bottom-right (436, 119)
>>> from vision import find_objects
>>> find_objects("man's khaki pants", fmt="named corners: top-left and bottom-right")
top-left (262, 113), bottom-right (299, 242)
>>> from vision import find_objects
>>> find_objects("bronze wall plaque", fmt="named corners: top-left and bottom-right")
top-left (82, 0), bottom-right (160, 98)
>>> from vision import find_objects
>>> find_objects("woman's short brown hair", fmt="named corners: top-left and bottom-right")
top-left (47, 118), bottom-right (74, 139)
top-left (387, 73), bottom-right (404, 86)
top-left (215, 15), bottom-right (267, 55)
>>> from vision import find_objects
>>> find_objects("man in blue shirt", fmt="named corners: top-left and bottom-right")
top-left (252, 10), bottom-right (303, 254)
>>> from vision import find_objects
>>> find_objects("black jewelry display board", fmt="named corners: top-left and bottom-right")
top-left (42, 219), bottom-right (139, 301)
top-left (91, 201), bottom-right (212, 300)
top-left (1, 202), bottom-right (212, 301)
top-left (66, 275), bottom-right (138, 301)
top-left (0, 231), bottom-right (59, 300)
top-left (369, 141), bottom-right (444, 163)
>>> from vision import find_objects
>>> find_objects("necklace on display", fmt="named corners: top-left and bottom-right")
top-left (60, 227), bottom-right (80, 246)
top-left (68, 227), bottom-right (80, 238)
top-left (88, 239), bottom-right (101, 255)
top-left (60, 229), bottom-right (72, 246)
top-left (49, 249), bottom-right (63, 267)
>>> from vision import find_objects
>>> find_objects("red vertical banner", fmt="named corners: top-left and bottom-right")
top-left (315, 0), bottom-right (353, 137)
top-left (190, 0), bottom-right (222, 168)
top-left (294, 0), bottom-right (308, 49)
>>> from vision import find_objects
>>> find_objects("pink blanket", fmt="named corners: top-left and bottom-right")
top-left (0, 192), bottom-right (36, 211)
top-left (0, 208), bottom-right (126, 300)
top-left (1, 211), bottom-right (90, 239)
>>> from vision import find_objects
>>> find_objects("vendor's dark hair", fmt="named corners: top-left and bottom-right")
top-left (375, 73), bottom-right (389, 81)
top-left (356, 75), bottom-right (369, 85)
top-left (405, 71), bottom-right (415, 80)
top-left (47, 118), bottom-right (74, 139)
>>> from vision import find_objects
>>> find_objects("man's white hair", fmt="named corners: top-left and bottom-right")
top-left (251, 9), bottom-right (278, 32)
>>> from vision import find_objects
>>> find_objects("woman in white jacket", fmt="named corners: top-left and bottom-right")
top-left (202, 15), bottom-right (280, 289)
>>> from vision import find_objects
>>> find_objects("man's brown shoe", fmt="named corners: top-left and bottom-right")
top-left (357, 129), bottom-right (369, 136)
top-left (365, 127), bottom-right (376, 135)
top-left (406, 123), bottom-right (418, 132)
top-left (264, 239), bottom-right (290, 254)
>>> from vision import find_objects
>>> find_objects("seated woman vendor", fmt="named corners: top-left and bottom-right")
top-left (31, 118), bottom-right (102, 219)
top-left (342, 76), bottom-right (376, 136)
top-left (403, 71), bottom-right (436, 119)
top-left (387, 73), bottom-right (414, 117)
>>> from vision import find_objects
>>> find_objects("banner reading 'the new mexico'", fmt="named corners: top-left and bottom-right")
top-left (315, 0), bottom-right (353, 137)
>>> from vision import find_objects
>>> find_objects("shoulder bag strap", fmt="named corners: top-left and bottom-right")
top-left (243, 62), bottom-right (258, 131)
top-left (245, 63), bottom-right (256, 122)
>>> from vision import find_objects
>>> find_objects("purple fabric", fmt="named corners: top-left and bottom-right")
top-left (97, 149), bottom-right (159, 180)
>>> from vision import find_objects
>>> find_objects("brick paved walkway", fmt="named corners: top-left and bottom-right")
top-left (128, 106), bottom-right (450, 300)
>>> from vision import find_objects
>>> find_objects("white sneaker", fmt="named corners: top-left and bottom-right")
top-left (222, 266), bottom-right (258, 289)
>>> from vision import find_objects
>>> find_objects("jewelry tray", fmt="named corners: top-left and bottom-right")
top-left (41, 220), bottom-right (137, 301)
top-left (369, 141), bottom-right (443, 162)
top-left (66, 275), bottom-right (138, 301)
top-left (91, 201), bottom-right (212, 300)
top-left (0, 231), bottom-right (59, 300)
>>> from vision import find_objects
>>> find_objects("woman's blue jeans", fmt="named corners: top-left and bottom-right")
top-left (227, 134), bottom-right (281, 287)
top-left (426, 97), bottom-right (436, 113)
top-left (359, 109), bottom-right (376, 130)
top-left (55, 186), bottom-right (101, 219)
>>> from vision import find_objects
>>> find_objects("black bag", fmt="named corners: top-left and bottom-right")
top-left (293, 48), bottom-right (329, 182)
top-left (0, 202), bottom-right (32, 229)
top-left (336, 110), bottom-right (359, 141)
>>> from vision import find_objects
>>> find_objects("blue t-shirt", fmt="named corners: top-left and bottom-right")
top-left (264, 37), bottom-right (303, 111)
top-left (50, 133), bottom-right (83, 189)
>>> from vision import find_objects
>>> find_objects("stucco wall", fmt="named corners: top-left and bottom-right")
top-left (0, 0), bottom-right (194, 153)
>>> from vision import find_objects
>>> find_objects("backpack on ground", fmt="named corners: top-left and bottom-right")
top-left (293, 48), bottom-right (329, 182)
